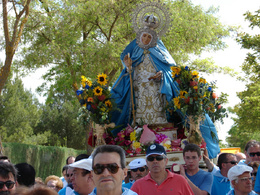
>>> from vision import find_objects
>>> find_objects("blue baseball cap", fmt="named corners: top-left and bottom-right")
top-left (146, 143), bottom-right (166, 157)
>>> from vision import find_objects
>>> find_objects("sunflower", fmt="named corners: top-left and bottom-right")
top-left (199, 78), bottom-right (207, 84)
top-left (191, 71), bottom-right (199, 79)
top-left (97, 73), bottom-right (108, 86)
top-left (171, 66), bottom-right (181, 77)
top-left (180, 90), bottom-right (188, 99)
top-left (81, 75), bottom-right (92, 88)
top-left (105, 100), bottom-right (112, 108)
top-left (173, 97), bottom-right (181, 109)
top-left (93, 86), bottom-right (103, 96)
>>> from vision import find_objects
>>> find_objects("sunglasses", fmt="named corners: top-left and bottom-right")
top-left (249, 152), bottom-right (260, 157)
top-left (93, 163), bottom-right (121, 175)
top-left (252, 172), bottom-right (257, 177)
top-left (66, 173), bottom-right (73, 177)
top-left (223, 161), bottom-right (238, 165)
top-left (0, 181), bottom-right (15, 189)
top-left (147, 155), bottom-right (164, 162)
top-left (131, 167), bottom-right (146, 172)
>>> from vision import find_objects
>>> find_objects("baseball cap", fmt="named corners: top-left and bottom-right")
top-left (227, 165), bottom-right (253, 181)
top-left (69, 158), bottom-right (92, 171)
top-left (146, 143), bottom-right (166, 157)
top-left (129, 158), bottom-right (146, 169)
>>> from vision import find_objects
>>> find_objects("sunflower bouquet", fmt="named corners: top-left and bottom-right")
top-left (77, 73), bottom-right (117, 125)
top-left (169, 66), bottom-right (228, 124)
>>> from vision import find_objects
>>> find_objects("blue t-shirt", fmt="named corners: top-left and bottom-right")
top-left (186, 169), bottom-right (213, 194)
top-left (211, 170), bottom-right (232, 195)
top-left (122, 180), bottom-right (134, 189)
top-left (254, 165), bottom-right (260, 193)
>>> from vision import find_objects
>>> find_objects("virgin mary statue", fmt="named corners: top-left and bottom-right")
top-left (111, 14), bottom-right (179, 134)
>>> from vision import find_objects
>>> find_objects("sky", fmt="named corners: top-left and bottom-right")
top-left (19, 0), bottom-right (260, 144)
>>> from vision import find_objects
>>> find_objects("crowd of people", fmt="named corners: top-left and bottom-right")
top-left (0, 140), bottom-right (260, 195)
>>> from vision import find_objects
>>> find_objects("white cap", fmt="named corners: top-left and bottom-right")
top-left (129, 158), bottom-right (146, 170)
top-left (227, 165), bottom-right (253, 181)
top-left (69, 158), bottom-right (92, 171)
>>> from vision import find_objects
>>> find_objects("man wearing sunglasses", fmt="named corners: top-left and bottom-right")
top-left (90, 145), bottom-right (138, 195)
top-left (239, 140), bottom-right (260, 166)
top-left (131, 143), bottom-right (193, 195)
top-left (227, 165), bottom-right (257, 195)
top-left (123, 158), bottom-right (148, 189)
top-left (69, 158), bottom-right (95, 195)
top-left (180, 143), bottom-right (213, 195)
top-left (0, 162), bottom-right (17, 194)
top-left (211, 153), bottom-right (238, 195)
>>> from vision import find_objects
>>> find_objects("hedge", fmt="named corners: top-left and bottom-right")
top-left (2, 142), bottom-right (86, 180)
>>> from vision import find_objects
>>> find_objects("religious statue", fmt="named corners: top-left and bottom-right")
top-left (109, 2), bottom-right (220, 160)
top-left (110, 2), bottom-right (178, 135)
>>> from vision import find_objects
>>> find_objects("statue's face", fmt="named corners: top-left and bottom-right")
top-left (141, 33), bottom-right (152, 45)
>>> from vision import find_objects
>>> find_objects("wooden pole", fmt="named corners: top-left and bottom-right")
top-left (128, 53), bottom-right (136, 126)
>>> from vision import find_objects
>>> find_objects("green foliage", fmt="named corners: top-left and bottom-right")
top-left (35, 92), bottom-right (87, 149)
top-left (3, 142), bottom-right (85, 180)
top-left (0, 76), bottom-right (45, 144)
top-left (227, 9), bottom-right (260, 146)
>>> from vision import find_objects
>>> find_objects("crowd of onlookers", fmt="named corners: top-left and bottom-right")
top-left (0, 140), bottom-right (260, 195)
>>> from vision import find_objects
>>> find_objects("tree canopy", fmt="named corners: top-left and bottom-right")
top-left (227, 9), bottom-right (260, 148)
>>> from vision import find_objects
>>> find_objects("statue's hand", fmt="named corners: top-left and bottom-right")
top-left (148, 71), bottom-right (162, 81)
top-left (124, 55), bottom-right (132, 69)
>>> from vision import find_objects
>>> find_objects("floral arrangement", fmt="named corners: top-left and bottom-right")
top-left (169, 66), bottom-right (228, 123)
top-left (102, 124), bottom-right (179, 156)
top-left (77, 73), bottom-right (117, 125)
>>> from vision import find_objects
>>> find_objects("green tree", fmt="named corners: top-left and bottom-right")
top-left (0, 0), bottom-right (31, 93)
top-left (227, 9), bottom-right (260, 148)
top-left (0, 76), bottom-right (46, 144)
top-left (35, 92), bottom-right (87, 149)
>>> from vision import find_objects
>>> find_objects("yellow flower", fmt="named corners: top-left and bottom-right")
top-left (97, 73), bottom-right (108, 86)
top-left (132, 141), bottom-right (141, 149)
top-left (171, 66), bottom-right (181, 76)
top-left (173, 97), bottom-right (181, 109)
top-left (199, 78), bottom-right (207, 84)
top-left (93, 86), bottom-right (103, 96)
top-left (180, 90), bottom-right (188, 99)
top-left (105, 100), bottom-right (112, 108)
top-left (86, 79), bottom-right (92, 87)
top-left (81, 75), bottom-right (92, 87)
top-left (100, 107), bottom-right (107, 113)
top-left (164, 143), bottom-right (171, 150)
top-left (81, 75), bottom-right (87, 82)
top-left (130, 131), bottom-right (136, 141)
top-left (191, 71), bottom-right (199, 79)
top-left (193, 86), bottom-right (198, 90)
